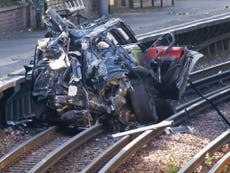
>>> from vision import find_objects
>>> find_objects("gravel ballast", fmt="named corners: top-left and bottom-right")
top-left (0, 124), bottom-right (48, 158)
top-left (117, 101), bottom-right (230, 173)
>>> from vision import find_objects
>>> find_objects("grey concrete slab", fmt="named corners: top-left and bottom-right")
top-left (0, 31), bottom-right (44, 78)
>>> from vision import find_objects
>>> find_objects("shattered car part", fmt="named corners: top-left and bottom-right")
top-left (166, 126), bottom-right (193, 134)
top-left (26, 8), bottom-right (146, 131)
top-left (24, 8), bottom-right (203, 132)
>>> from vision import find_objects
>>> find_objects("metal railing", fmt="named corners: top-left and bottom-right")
top-left (45, 0), bottom-right (87, 24)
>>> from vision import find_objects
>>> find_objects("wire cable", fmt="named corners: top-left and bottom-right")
top-left (188, 79), bottom-right (230, 127)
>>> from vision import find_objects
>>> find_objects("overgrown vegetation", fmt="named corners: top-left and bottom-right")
top-left (166, 155), bottom-right (178, 173)
top-left (222, 165), bottom-right (229, 173)
top-left (204, 153), bottom-right (213, 167)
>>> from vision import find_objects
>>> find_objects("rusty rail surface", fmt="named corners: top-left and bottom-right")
top-left (178, 129), bottom-right (230, 173)
top-left (0, 124), bottom-right (103, 173)
top-left (29, 124), bottom-right (103, 173)
top-left (0, 62), bottom-right (229, 172)
top-left (81, 135), bottom-right (131, 173)
top-left (0, 66), bottom-right (229, 172)
top-left (0, 126), bottom-right (57, 170)
top-left (190, 61), bottom-right (230, 81)
top-left (177, 85), bottom-right (230, 111)
top-left (94, 86), bottom-right (230, 173)
top-left (208, 151), bottom-right (230, 173)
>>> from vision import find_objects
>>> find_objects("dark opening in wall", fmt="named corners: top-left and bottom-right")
top-left (121, 0), bottom-right (127, 6)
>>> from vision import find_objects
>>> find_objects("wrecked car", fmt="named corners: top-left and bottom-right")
top-left (25, 8), bottom-right (203, 131)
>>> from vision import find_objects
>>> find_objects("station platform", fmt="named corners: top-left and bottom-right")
top-left (0, 0), bottom-right (229, 79)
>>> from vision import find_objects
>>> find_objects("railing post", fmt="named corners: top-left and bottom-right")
top-left (129, 0), bottom-right (134, 8)
top-left (34, 0), bottom-right (42, 29)
top-left (99, 0), bottom-right (109, 16)
top-left (26, 3), bottom-right (31, 27)
top-left (152, 0), bottom-right (155, 7)
top-left (140, 0), bottom-right (143, 8)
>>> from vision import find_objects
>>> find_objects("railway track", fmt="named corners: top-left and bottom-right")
top-left (0, 124), bottom-right (103, 173)
top-left (92, 86), bottom-right (230, 173)
top-left (190, 61), bottom-right (230, 82)
top-left (209, 151), bottom-right (230, 173)
top-left (49, 62), bottom-right (230, 172)
top-left (185, 61), bottom-right (230, 98)
top-left (0, 62), bottom-right (229, 172)
top-left (178, 129), bottom-right (230, 173)
top-left (49, 82), bottom-right (229, 172)
top-left (1, 9), bottom-right (230, 172)
top-left (52, 132), bottom-right (121, 172)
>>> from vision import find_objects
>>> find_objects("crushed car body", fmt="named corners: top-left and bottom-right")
top-left (25, 8), bottom-right (203, 132)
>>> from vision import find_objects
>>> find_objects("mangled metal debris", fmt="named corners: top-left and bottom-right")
top-left (166, 125), bottom-right (193, 134)
top-left (25, 8), bottom-right (203, 132)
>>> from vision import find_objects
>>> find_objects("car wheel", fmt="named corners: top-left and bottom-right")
top-left (129, 79), bottom-right (158, 124)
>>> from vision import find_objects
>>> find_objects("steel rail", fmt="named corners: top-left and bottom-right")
top-left (190, 61), bottom-right (230, 82)
top-left (0, 63), bottom-right (230, 173)
top-left (81, 135), bottom-right (131, 173)
top-left (178, 129), bottom-right (230, 173)
top-left (99, 128), bottom-right (163, 173)
top-left (0, 57), bottom-right (229, 173)
top-left (168, 87), bottom-right (230, 125)
top-left (29, 124), bottom-right (103, 173)
top-left (177, 85), bottom-right (230, 111)
top-left (0, 62), bottom-right (229, 172)
top-left (81, 85), bottom-right (229, 173)
top-left (0, 64), bottom-right (227, 172)
top-left (0, 124), bottom-right (104, 173)
top-left (98, 87), bottom-right (230, 173)
top-left (183, 68), bottom-right (230, 105)
top-left (0, 126), bottom-right (57, 170)
top-left (189, 69), bottom-right (230, 90)
top-left (208, 151), bottom-right (230, 173)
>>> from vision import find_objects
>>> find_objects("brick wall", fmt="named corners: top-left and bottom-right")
top-left (0, 1), bottom-right (98, 35)
top-left (0, 4), bottom-right (29, 34)
top-left (0, 0), bottom-right (113, 35)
